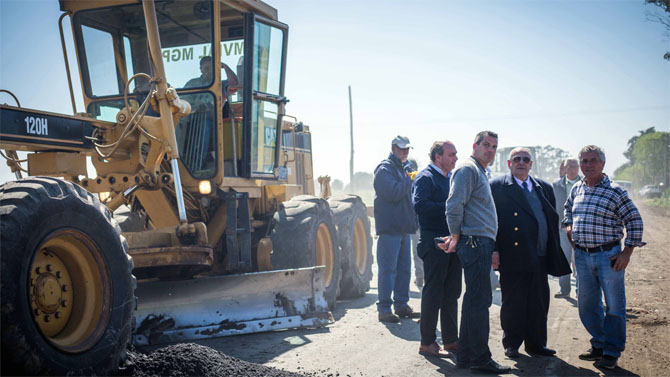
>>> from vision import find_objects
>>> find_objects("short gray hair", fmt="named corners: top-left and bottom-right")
top-left (508, 147), bottom-right (532, 160)
top-left (578, 145), bottom-right (606, 162)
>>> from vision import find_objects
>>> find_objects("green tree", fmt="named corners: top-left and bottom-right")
top-left (632, 131), bottom-right (670, 186)
top-left (624, 127), bottom-right (656, 163)
top-left (345, 171), bottom-right (373, 193)
top-left (534, 145), bottom-right (571, 180)
top-left (615, 127), bottom-right (656, 177)
top-left (331, 179), bottom-right (344, 192)
top-left (646, 0), bottom-right (670, 60)
top-left (615, 130), bottom-right (670, 188)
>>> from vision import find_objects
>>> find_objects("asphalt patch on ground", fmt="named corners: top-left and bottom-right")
top-left (115, 343), bottom-right (305, 377)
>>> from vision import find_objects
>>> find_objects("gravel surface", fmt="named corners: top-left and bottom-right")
top-left (115, 343), bottom-right (304, 377)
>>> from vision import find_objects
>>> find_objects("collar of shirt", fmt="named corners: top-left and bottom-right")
top-left (513, 175), bottom-right (532, 192)
top-left (470, 156), bottom-right (487, 174)
top-left (430, 163), bottom-right (448, 177)
top-left (581, 173), bottom-right (610, 188)
top-left (564, 175), bottom-right (580, 185)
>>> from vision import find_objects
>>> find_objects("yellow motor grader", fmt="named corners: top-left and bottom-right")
top-left (0, 0), bottom-right (373, 375)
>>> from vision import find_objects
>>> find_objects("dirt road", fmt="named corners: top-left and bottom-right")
top-left (144, 205), bottom-right (669, 376)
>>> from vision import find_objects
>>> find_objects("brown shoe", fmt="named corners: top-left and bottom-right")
top-left (378, 312), bottom-right (400, 323)
top-left (443, 341), bottom-right (458, 352)
top-left (419, 342), bottom-right (451, 358)
top-left (395, 306), bottom-right (421, 319)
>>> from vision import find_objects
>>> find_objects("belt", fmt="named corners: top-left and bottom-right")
top-left (576, 240), bottom-right (620, 253)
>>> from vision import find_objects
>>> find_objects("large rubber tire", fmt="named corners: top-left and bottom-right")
top-left (0, 177), bottom-right (136, 376)
top-left (328, 195), bottom-right (373, 298)
top-left (270, 195), bottom-right (341, 309)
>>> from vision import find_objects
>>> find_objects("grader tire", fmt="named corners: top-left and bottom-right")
top-left (270, 195), bottom-right (341, 309)
top-left (0, 177), bottom-right (136, 376)
top-left (328, 195), bottom-right (373, 298)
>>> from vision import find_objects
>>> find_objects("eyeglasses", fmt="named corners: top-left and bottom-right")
top-left (511, 156), bottom-right (531, 163)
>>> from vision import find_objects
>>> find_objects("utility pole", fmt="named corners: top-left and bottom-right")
top-left (348, 85), bottom-right (354, 188)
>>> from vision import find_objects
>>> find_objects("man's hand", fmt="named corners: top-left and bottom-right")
top-left (436, 236), bottom-right (450, 251)
top-left (611, 246), bottom-right (634, 271)
top-left (445, 234), bottom-right (459, 253)
top-left (492, 251), bottom-right (500, 270)
top-left (566, 225), bottom-right (575, 249)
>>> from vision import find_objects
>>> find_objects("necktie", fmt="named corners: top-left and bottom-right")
top-left (522, 181), bottom-right (528, 192)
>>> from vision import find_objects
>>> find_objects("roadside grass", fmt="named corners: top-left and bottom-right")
top-left (645, 197), bottom-right (670, 208)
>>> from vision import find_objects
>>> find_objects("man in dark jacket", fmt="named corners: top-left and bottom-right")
top-left (490, 147), bottom-right (571, 359)
top-left (412, 141), bottom-right (461, 358)
top-left (373, 135), bottom-right (420, 323)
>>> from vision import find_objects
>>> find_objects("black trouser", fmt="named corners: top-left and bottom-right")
top-left (499, 257), bottom-right (549, 350)
top-left (418, 229), bottom-right (462, 346)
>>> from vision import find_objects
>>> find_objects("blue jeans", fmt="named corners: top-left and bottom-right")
top-left (574, 245), bottom-right (626, 358)
top-left (455, 236), bottom-right (494, 365)
top-left (376, 234), bottom-right (411, 313)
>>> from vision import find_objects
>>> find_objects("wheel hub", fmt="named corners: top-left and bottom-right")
top-left (30, 250), bottom-right (73, 337)
top-left (28, 230), bottom-right (109, 353)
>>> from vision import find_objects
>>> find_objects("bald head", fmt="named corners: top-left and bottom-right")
top-left (508, 147), bottom-right (531, 160)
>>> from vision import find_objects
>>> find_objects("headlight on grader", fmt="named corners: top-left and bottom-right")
top-left (98, 191), bottom-right (111, 203)
top-left (198, 180), bottom-right (212, 195)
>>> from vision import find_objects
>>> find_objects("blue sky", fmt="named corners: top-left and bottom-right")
top-left (1, 0), bottom-right (669, 184)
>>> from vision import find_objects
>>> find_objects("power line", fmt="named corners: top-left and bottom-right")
top-left (396, 104), bottom-right (670, 125)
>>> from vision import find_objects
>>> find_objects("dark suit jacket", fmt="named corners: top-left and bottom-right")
top-left (490, 173), bottom-right (571, 277)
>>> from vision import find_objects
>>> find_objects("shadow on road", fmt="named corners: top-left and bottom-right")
top-left (419, 352), bottom-right (638, 376)
top-left (511, 354), bottom-right (600, 376)
top-left (195, 325), bottom-right (333, 365)
top-left (192, 291), bottom-right (381, 365)
top-left (380, 317), bottom-right (421, 342)
top-left (332, 292), bottom-right (377, 321)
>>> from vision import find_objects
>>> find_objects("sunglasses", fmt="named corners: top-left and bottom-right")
top-left (511, 156), bottom-right (531, 163)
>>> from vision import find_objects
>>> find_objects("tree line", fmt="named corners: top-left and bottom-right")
top-left (614, 127), bottom-right (670, 189)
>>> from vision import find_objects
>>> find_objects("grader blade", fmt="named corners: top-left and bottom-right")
top-left (132, 267), bottom-right (332, 346)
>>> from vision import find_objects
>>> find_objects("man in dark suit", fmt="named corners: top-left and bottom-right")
top-left (490, 147), bottom-right (571, 359)
top-left (552, 157), bottom-right (580, 298)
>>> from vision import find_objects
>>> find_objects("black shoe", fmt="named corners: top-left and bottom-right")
top-left (596, 355), bottom-right (618, 370)
top-left (504, 347), bottom-right (520, 358)
top-left (454, 356), bottom-right (470, 369)
top-left (525, 346), bottom-right (556, 357)
top-left (554, 291), bottom-right (570, 298)
top-left (578, 347), bottom-right (603, 361)
top-left (378, 312), bottom-right (399, 323)
top-left (395, 305), bottom-right (421, 319)
top-left (455, 361), bottom-right (469, 369)
top-left (470, 359), bottom-right (512, 374)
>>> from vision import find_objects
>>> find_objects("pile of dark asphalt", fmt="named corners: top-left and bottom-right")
top-left (115, 343), bottom-right (346, 377)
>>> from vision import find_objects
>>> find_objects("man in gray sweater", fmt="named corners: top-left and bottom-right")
top-left (439, 131), bottom-right (511, 374)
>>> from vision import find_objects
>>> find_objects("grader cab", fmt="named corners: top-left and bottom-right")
top-left (0, 1), bottom-right (373, 375)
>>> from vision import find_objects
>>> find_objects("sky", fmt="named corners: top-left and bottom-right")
top-left (1, 0), bottom-right (669, 185)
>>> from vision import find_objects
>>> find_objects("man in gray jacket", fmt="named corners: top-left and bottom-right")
top-left (439, 131), bottom-right (511, 374)
top-left (552, 157), bottom-right (580, 298)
